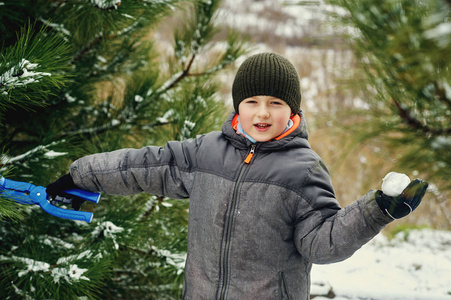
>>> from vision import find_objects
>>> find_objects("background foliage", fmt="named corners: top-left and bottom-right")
top-left (325, 0), bottom-right (450, 190)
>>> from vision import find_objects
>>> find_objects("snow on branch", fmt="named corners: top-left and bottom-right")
top-left (0, 141), bottom-right (67, 172)
top-left (39, 18), bottom-right (71, 41)
top-left (0, 255), bottom-right (90, 284)
top-left (90, 0), bottom-right (121, 10)
top-left (150, 245), bottom-right (187, 275)
top-left (0, 59), bottom-right (51, 90)
top-left (91, 221), bottom-right (124, 250)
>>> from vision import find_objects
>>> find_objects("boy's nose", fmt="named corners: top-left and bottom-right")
top-left (257, 106), bottom-right (270, 118)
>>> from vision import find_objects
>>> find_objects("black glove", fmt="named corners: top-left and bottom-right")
top-left (376, 179), bottom-right (428, 220)
top-left (46, 173), bottom-right (85, 211)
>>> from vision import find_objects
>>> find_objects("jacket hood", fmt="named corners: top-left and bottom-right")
top-left (222, 110), bottom-right (310, 151)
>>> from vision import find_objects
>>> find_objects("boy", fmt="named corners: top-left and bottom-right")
top-left (47, 52), bottom-right (428, 299)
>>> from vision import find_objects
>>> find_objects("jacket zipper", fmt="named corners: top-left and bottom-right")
top-left (218, 144), bottom-right (256, 300)
top-left (244, 144), bottom-right (255, 163)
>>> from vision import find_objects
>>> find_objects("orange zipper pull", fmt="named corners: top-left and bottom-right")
top-left (244, 145), bottom-right (256, 164)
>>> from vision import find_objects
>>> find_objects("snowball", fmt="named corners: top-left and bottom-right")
top-left (381, 172), bottom-right (411, 197)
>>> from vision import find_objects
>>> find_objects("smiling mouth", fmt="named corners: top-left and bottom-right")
top-left (254, 123), bottom-right (271, 129)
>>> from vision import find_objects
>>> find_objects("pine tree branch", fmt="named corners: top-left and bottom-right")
top-left (160, 54), bottom-right (197, 93)
top-left (157, 50), bottom-right (238, 94)
top-left (56, 118), bottom-right (170, 139)
top-left (392, 98), bottom-right (451, 135)
top-left (71, 30), bottom-right (126, 64)
top-left (69, 19), bottom-right (141, 65)
top-left (90, 0), bottom-right (121, 10)
top-left (71, 36), bottom-right (103, 64)
top-left (0, 128), bottom-right (20, 150)
top-left (1, 263), bottom-right (15, 286)
top-left (141, 196), bottom-right (164, 219)
top-left (0, 141), bottom-right (65, 170)
top-left (434, 81), bottom-right (451, 109)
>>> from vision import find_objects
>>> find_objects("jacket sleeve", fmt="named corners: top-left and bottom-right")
top-left (293, 159), bottom-right (393, 264)
top-left (69, 138), bottom-right (200, 199)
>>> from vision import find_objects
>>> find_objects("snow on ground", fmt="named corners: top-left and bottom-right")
top-left (311, 229), bottom-right (451, 300)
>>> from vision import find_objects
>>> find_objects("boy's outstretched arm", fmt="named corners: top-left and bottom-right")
top-left (47, 139), bottom-right (200, 200)
top-left (294, 163), bottom-right (428, 265)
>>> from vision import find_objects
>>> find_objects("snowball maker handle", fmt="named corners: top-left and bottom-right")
top-left (64, 189), bottom-right (100, 203)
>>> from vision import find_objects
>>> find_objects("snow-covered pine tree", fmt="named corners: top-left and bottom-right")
top-left (325, 0), bottom-right (451, 193)
top-left (0, 0), bottom-right (247, 298)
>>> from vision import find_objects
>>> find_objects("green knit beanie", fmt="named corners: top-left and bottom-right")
top-left (232, 52), bottom-right (301, 114)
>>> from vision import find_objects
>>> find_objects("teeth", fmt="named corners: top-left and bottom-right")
top-left (255, 124), bottom-right (269, 128)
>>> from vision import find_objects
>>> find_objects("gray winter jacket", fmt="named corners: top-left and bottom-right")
top-left (70, 111), bottom-right (393, 300)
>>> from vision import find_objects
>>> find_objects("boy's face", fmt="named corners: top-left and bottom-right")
top-left (238, 96), bottom-right (292, 142)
